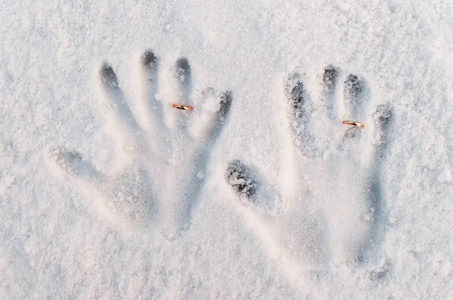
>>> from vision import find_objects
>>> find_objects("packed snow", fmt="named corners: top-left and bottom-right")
top-left (1, 0), bottom-right (453, 298)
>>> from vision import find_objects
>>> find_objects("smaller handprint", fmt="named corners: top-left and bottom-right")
top-left (226, 66), bottom-right (392, 267)
top-left (51, 50), bottom-right (232, 237)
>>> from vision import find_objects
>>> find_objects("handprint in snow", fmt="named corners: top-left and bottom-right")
top-left (226, 66), bottom-right (392, 267)
top-left (51, 50), bottom-right (231, 237)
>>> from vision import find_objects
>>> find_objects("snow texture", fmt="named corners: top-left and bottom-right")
top-left (1, 0), bottom-right (453, 299)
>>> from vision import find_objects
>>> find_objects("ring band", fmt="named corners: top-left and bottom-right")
top-left (172, 104), bottom-right (193, 111)
top-left (343, 120), bottom-right (365, 128)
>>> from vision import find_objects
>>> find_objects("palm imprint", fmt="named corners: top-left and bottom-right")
top-left (52, 50), bottom-right (231, 236)
top-left (226, 66), bottom-right (392, 266)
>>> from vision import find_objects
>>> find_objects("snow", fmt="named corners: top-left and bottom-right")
top-left (438, 168), bottom-right (452, 183)
top-left (1, 0), bottom-right (453, 298)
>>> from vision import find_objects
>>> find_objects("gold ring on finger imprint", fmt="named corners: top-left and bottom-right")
top-left (172, 104), bottom-right (193, 111)
top-left (342, 120), bottom-right (365, 128)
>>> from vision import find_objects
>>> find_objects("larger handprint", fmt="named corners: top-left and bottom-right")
top-left (225, 66), bottom-right (392, 267)
top-left (51, 50), bottom-right (231, 237)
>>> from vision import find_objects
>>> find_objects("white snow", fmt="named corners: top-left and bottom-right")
top-left (1, 0), bottom-right (453, 298)
top-left (438, 168), bottom-right (452, 183)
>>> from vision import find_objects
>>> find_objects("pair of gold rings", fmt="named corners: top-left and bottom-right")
top-left (172, 104), bottom-right (365, 129)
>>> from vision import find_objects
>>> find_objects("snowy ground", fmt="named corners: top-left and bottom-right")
top-left (1, 0), bottom-right (453, 298)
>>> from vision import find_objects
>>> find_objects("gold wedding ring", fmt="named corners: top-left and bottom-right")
top-left (172, 104), bottom-right (193, 111)
top-left (343, 120), bottom-right (365, 128)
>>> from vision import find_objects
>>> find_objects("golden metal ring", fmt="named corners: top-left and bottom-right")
top-left (172, 104), bottom-right (193, 111)
top-left (342, 120), bottom-right (365, 128)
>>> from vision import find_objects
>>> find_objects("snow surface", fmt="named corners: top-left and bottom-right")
top-left (1, 0), bottom-right (453, 298)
